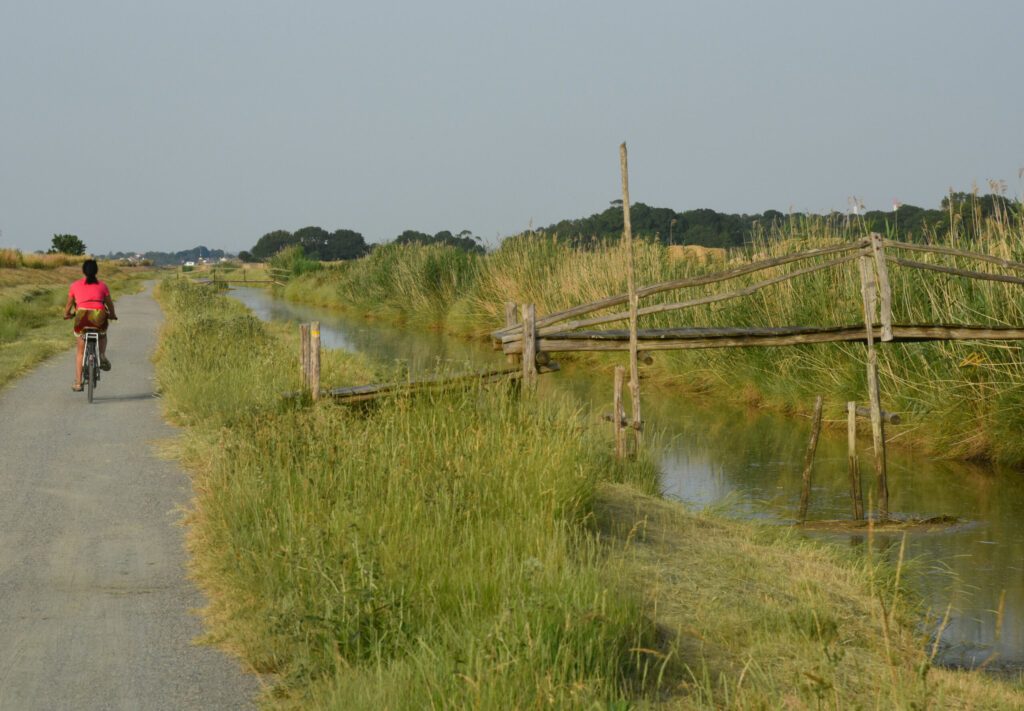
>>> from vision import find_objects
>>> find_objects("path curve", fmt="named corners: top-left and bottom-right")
top-left (0, 285), bottom-right (258, 710)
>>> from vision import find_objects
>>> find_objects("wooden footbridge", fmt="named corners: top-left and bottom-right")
top-left (489, 230), bottom-right (1024, 521)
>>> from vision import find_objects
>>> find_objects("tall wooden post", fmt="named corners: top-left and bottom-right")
top-left (505, 301), bottom-right (519, 365)
top-left (299, 323), bottom-right (310, 393)
top-left (613, 366), bottom-right (626, 459)
top-left (521, 304), bottom-right (537, 391)
top-left (859, 255), bottom-right (889, 519)
top-left (797, 395), bottom-right (824, 523)
top-left (310, 321), bottom-right (321, 401)
top-left (847, 401), bottom-right (864, 520)
top-left (620, 143), bottom-right (642, 451)
top-left (870, 233), bottom-right (893, 342)
top-left (866, 351), bottom-right (889, 519)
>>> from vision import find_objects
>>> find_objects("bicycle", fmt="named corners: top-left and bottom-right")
top-left (80, 327), bottom-right (102, 403)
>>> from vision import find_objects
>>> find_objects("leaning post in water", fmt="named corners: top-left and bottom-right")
top-left (847, 401), bottom-right (864, 520)
top-left (797, 395), bottom-right (824, 523)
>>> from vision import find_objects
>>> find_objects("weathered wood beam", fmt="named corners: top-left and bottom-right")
top-left (890, 257), bottom-right (1024, 287)
top-left (884, 239), bottom-right (1024, 274)
top-left (500, 324), bottom-right (1024, 353)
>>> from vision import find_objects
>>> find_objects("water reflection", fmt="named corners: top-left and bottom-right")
top-left (230, 287), bottom-right (1024, 670)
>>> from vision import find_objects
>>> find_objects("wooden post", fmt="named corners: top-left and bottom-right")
top-left (859, 256), bottom-right (876, 343)
top-left (310, 321), bottom-right (321, 401)
top-left (613, 366), bottom-right (625, 459)
top-left (521, 304), bottom-right (537, 390)
top-left (859, 253), bottom-right (889, 519)
top-left (505, 302), bottom-right (519, 365)
top-left (870, 233), bottom-right (893, 342)
top-left (797, 395), bottom-right (824, 523)
top-left (620, 143), bottom-right (642, 451)
top-left (847, 402), bottom-right (864, 520)
top-left (299, 323), bottom-right (310, 393)
top-left (867, 350), bottom-right (889, 519)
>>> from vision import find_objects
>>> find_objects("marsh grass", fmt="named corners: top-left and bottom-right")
top-left (283, 209), bottom-right (1024, 463)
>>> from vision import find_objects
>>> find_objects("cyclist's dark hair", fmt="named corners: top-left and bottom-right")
top-left (82, 259), bottom-right (99, 285)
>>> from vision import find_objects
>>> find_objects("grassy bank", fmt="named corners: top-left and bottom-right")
top-left (155, 280), bottom-right (1021, 707)
top-left (0, 257), bottom-right (154, 388)
top-left (282, 211), bottom-right (1024, 464)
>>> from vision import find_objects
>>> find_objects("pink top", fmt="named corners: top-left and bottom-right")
top-left (69, 278), bottom-right (111, 310)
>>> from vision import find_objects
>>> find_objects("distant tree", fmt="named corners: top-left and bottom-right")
top-left (393, 228), bottom-right (484, 254)
top-left (250, 230), bottom-right (296, 261)
top-left (323, 229), bottom-right (369, 260)
top-left (49, 233), bottom-right (86, 255)
top-left (294, 226), bottom-right (331, 258)
top-left (394, 229), bottom-right (434, 245)
top-left (238, 250), bottom-right (254, 263)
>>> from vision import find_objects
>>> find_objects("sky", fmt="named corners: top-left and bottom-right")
top-left (2, 0), bottom-right (1023, 255)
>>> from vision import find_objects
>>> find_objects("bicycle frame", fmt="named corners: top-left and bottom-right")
top-left (80, 328), bottom-right (102, 401)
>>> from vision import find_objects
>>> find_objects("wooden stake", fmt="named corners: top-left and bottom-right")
top-left (620, 143), bottom-right (641, 450)
top-left (521, 304), bottom-right (537, 390)
top-left (858, 256), bottom-right (876, 343)
top-left (613, 366), bottom-right (625, 459)
top-left (505, 302), bottom-right (519, 365)
top-left (859, 254), bottom-right (890, 519)
top-left (797, 395), bottom-right (824, 523)
top-left (867, 349), bottom-right (889, 519)
top-left (310, 321), bottom-right (321, 401)
top-left (871, 233), bottom-right (893, 342)
top-left (847, 401), bottom-right (864, 520)
top-left (299, 323), bottom-right (310, 392)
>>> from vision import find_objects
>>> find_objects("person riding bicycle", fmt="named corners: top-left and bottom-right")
top-left (63, 259), bottom-right (117, 391)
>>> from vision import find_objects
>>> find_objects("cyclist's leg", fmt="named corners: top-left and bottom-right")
top-left (74, 335), bottom-right (85, 387)
top-left (99, 333), bottom-right (111, 370)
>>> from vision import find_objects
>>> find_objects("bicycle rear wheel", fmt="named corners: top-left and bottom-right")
top-left (87, 359), bottom-right (96, 402)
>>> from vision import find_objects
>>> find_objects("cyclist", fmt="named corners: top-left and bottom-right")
top-left (63, 259), bottom-right (117, 391)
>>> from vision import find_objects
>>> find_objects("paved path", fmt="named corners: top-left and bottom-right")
top-left (0, 286), bottom-right (258, 710)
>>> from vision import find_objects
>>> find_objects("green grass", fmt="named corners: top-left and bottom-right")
top-left (281, 209), bottom-right (1024, 464)
top-left (154, 279), bottom-right (1022, 708)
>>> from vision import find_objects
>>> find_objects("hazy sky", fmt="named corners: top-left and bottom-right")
top-left (2, 1), bottom-right (1022, 254)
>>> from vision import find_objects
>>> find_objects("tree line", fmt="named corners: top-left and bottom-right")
top-left (530, 192), bottom-right (1021, 248)
top-left (241, 226), bottom-right (483, 262)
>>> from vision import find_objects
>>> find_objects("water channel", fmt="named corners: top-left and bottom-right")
top-left (230, 287), bottom-right (1024, 671)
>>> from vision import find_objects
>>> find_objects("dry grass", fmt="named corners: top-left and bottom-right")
top-left (0, 248), bottom-right (87, 270)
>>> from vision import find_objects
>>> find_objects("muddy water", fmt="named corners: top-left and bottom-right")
top-left (231, 287), bottom-right (1024, 670)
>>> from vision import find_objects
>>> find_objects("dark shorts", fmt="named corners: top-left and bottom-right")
top-left (74, 309), bottom-right (108, 336)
